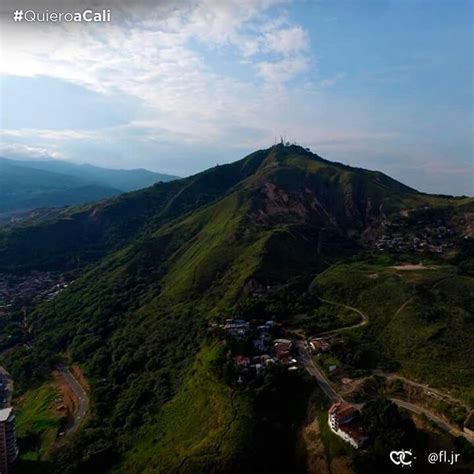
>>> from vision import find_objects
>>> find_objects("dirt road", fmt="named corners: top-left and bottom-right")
top-left (317, 298), bottom-right (368, 336)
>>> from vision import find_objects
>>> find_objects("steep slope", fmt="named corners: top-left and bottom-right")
top-left (0, 145), bottom-right (471, 472)
top-left (0, 150), bottom-right (273, 270)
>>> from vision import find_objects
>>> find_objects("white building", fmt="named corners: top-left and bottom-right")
top-left (0, 407), bottom-right (19, 474)
top-left (328, 402), bottom-right (368, 449)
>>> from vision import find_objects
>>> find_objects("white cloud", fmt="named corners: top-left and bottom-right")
top-left (0, 0), bottom-right (314, 162)
top-left (0, 142), bottom-right (66, 160)
top-left (319, 72), bottom-right (346, 88)
top-left (257, 56), bottom-right (309, 84)
top-left (0, 129), bottom-right (96, 141)
top-left (262, 26), bottom-right (309, 55)
top-left (0, 0), bottom-right (311, 118)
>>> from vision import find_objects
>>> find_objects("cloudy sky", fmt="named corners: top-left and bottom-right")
top-left (0, 0), bottom-right (472, 195)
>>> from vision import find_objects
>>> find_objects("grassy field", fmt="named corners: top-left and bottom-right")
top-left (289, 302), bottom-right (361, 335)
top-left (116, 344), bottom-right (253, 473)
top-left (15, 383), bottom-right (63, 461)
top-left (317, 410), bottom-right (355, 461)
top-left (310, 262), bottom-right (474, 403)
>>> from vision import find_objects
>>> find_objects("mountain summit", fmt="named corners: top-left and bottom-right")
top-left (0, 144), bottom-right (444, 272)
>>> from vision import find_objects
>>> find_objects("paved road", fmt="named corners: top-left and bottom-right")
top-left (296, 340), bottom-right (340, 403)
top-left (297, 342), bottom-right (473, 443)
top-left (57, 365), bottom-right (89, 435)
top-left (391, 398), bottom-right (473, 442)
top-left (375, 371), bottom-right (471, 412)
top-left (301, 276), bottom-right (473, 444)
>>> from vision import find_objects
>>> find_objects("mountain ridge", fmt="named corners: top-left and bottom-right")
top-left (0, 157), bottom-right (180, 191)
top-left (0, 145), bottom-right (470, 272)
top-left (0, 157), bottom-right (180, 223)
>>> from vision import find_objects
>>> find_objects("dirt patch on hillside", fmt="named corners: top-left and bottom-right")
top-left (391, 263), bottom-right (435, 270)
top-left (71, 365), bottom-right (89, 392)
top-left (52, 369), bottom-right (78, 421)
top-left (302, 418), bottom-right (330, 474)
top-left (330, 457), bottom-right (354, 474)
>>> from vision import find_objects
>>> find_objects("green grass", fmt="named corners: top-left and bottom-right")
top-left (290, 302), bottom-right (360, 335)
top-left (311, 262), bottom-right (474, 402)
top-left (317, 410), bottom-right (354, 460)
top-left (116, 344), bottom-right (252, 473)
top-left (15, 383), bottom-right (63, 461)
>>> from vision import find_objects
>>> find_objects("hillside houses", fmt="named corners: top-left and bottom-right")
top-left (308, 335), bottom-right (342, 354)
top-left (309, 337), bottom-right (331, 353)
top-left (220, 319), bottom-right (298, 381)
top-left (374, 224), bottom-right (456, 255)
top-left (0, 271), bottom-right (70, 315)
top-left (223, 319), bottom-right (250, 339)
top-left (273, 339), bottom-right (297, 366)
top-left (328, 402), bottom-right (368, 449)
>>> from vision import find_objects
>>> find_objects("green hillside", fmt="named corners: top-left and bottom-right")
top-left (0, 144), bottom-right (472, 472)
top-left (310, 262), bottom-right (474, 402)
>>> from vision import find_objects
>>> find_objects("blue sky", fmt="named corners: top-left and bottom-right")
top-left (0, 0), bottom-right (472, 195)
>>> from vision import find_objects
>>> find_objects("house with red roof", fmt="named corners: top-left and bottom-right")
top-left (328, 402), bottom-right (368, 449)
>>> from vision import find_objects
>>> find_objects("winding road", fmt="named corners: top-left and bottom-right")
top-left (296, 295), bottom-right (473, 444)
top-left (390, 398), bottom-right (467, 439)
top-left (56, 365), bottom-right (89, 435)
top-left (317, 298), bottom-right (368, 336)
top-left (297, 341), bottom-right (473, 442)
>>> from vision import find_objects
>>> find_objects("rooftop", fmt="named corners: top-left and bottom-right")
top-left (0, 407), bottom-right (13, 422)
top-left (329, 402), bottom-right (357, 420)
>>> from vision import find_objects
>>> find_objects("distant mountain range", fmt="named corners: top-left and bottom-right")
top-left (0, 157), bottom-right (179, 222)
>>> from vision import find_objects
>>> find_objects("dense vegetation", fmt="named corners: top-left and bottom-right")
top-left (353, 399), bottom-right (418, 474)
top-left (0, 145), bottom-right (472, 472)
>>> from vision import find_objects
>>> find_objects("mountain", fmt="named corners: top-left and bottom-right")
top-left (0, 157), bottom-right (179, 223)
top-left (3, 157), bottom-right (179, 192)
top-left (0, 145), bottom-right (468, 272)
top-left (0, 145), bottom-right (472, 473)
